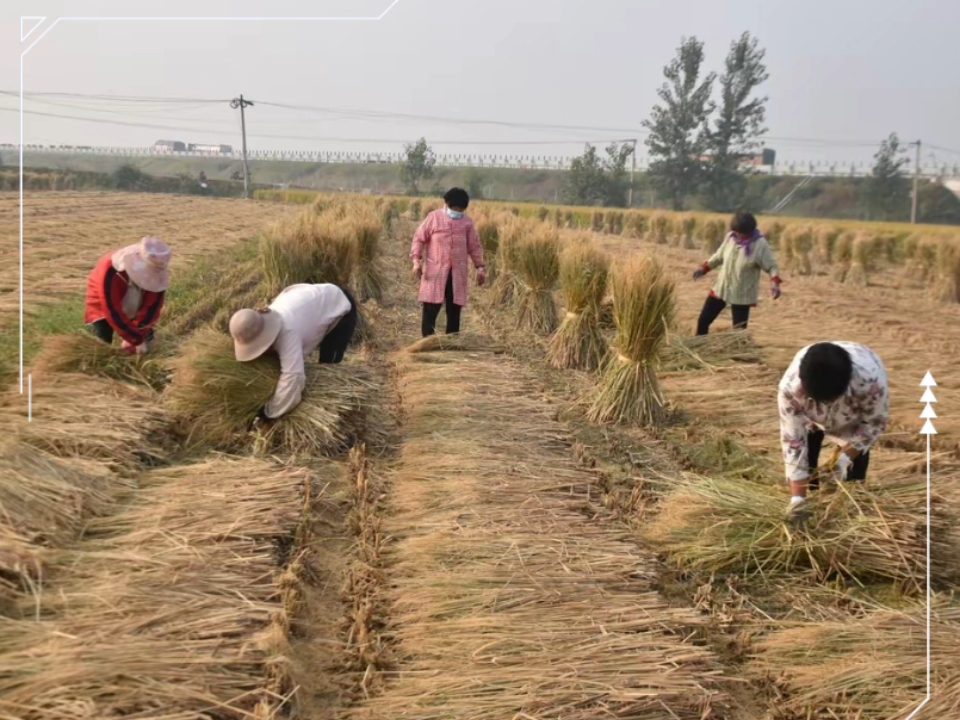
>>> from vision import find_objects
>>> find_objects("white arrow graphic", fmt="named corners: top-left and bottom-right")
top-left (906, 372), bottom-right (935, 720)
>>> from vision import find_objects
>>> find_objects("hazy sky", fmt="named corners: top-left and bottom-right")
top-left (2, 0), bottom-right (959, 166)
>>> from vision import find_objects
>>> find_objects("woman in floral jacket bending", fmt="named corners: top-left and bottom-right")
top-left (778, 341), bottom-right (890, 521)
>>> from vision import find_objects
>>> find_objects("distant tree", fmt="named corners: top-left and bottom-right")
top-left (562, 142), bottom-right (635, 207)
top-left (602, 142), bottom-right (635, 208)
top-left (865, 133), bottom-right (910, 221)
top-left (703, 32), bottom-right (769, 212)
top-left (643, 37), bottom-right (716, 210)
top-left (112, 164), bottom-right (147, 191)
top-left (563, 145), bottom-right (607, 206)
top-left (400, 137), bottom-right (436, 196)
top-left (465, 169), bottom-right (485, 200)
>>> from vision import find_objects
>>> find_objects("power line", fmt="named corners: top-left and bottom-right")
top-left (5, 89), bottom-right (958, 154)
top-left (928, 144), bottom-right (960, 157)
top-left (0, 106), bottom-right (631, 147)
top-left (1, 90), bottom-right (226, 104)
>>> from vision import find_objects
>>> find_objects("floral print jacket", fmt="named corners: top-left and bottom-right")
top-left (778, 342), bottom-right (890, 482)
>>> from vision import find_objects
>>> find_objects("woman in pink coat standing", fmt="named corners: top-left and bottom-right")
top-left (411, 187), bottom-right (487, 338)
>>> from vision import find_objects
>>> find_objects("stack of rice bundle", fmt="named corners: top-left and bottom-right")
top-left (514, 224), bottom-right (561, 334)
top-left (408, 199), bottom-right (422, 222)
top-left (624, 212), bottom-right (649, 239)
top-left (700, 218), bottom-right (726, 254)
top-left (845, 232), bottom-right (879, 286)
top-left (349, 208), bottom-right (386, 302)
top-left (815, 225), bottom-right (842, 270)
top-left (830, 230), bottom-right (857, 282)
top-left (591, 210), bottom-right (604, 232)
top-left (536, 206), bottom-right (550, 222)
top-left (763, 220), bottom-right (785, 250)
top-left (547, 242), bottom-right (610, 371)
top-left (648, 212), bottom-right (670, 244)
top-left (474, 214), bottom-right (500, 282)
top-left (259, 208), bottom-right (358, 295)
top-left (490, 217), bottom-right (532, 306)
top-left (930, 236), bottom-right (960, 303)
top-left (588, 254), bottom-right (676, 426)
top-left (164, 327), bottom-right (376, 457)
top-left (603, 210), bottom-right (624, 235)
top-left (678, 214), bottom-right (698, 249)
top-left (783, 225), bottom-right (814, 276)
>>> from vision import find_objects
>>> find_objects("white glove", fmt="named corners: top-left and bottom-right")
top-left (136, 341), bottom-right (149, 356)
top-left (834, 453), bottom-right (853, 482)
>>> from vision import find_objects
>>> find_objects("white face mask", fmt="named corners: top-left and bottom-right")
top-left (445, 208), bottom-right (464, 220)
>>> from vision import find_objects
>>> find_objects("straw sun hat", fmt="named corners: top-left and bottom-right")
top-left (229, 308), bottom-right (283, 362)
top-left (111, 236), bottom-right (172, 293)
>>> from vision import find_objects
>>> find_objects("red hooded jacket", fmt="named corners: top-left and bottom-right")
top-left (84, 252), bottom-right (166, 345)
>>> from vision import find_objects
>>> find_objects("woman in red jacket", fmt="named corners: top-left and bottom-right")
top-left (85, 237), bottom-right (172, 355)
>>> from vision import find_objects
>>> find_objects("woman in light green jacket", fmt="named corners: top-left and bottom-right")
top-left (692, 212), bottom-right (782, 335)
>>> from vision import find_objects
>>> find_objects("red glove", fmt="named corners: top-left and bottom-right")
top-left (771, 277), bottom-right (782, 300)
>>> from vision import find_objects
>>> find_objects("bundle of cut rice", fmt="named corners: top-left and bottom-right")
top-left (645, 470), bottom-right (957, 591)
top-left (31, 333), bottom-right (170, 391)
top-left (588, 254), bottom-right (676, 426)
top-left (350, 210), bottom-right (386, 302)
top-left (514, 224), bottom-right (561, 334)
top-left (164, 327), bottom-right (377, 457)
top-left (548, 242), bottom-right (610, 371)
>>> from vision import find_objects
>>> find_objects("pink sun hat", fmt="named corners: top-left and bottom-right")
top-left (111, 237), bottom-right (172, 292)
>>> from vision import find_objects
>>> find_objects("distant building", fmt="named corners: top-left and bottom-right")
top-left (696, 148), bottom-right (775, 170)
top-left (188, 143), bottom-right (233, 155)
top-left (153, 140), bottom-right (186, 153)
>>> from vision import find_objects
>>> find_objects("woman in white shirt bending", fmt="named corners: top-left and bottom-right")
top-left (228, 283), bottom-right (357, 423)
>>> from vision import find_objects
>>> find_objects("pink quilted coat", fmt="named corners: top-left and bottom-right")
top-left (411, 209), bottom-right (486, 306)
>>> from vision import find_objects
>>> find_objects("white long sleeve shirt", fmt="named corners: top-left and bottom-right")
top-left (262, 284), bottom-right (352, 419)
top-left (778, 342), bottom-right (890, 482)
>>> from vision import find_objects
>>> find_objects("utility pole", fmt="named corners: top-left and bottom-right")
top-left (911, 139), bottom-right (921, 224)
top-left (230, 95), bottom-right (254, 199)
top-left (628, 139), bottom-right (638, 208)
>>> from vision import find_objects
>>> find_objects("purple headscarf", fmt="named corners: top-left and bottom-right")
top-left (731, 229), bottom-right (762, 258)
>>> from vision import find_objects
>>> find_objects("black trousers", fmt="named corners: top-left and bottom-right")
top-left (421, 272), bottom-right (462, 338)
top-left (89, 319), bottom-right (114, 344)
top-left (87, 319), bottom-right (155, 347)
top-left (807, 429), bottom-right (870, 492)
top-left (319, 286), bottom-right (358, 364)
top-left (696, 294), bottom-right (751, 336)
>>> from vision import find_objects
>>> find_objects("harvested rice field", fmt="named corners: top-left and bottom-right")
top-left (1, 188), bottom-right (957, 720)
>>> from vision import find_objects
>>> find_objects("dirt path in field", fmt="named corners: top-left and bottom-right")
top-left (335, 345), bottom-right (726, 720)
